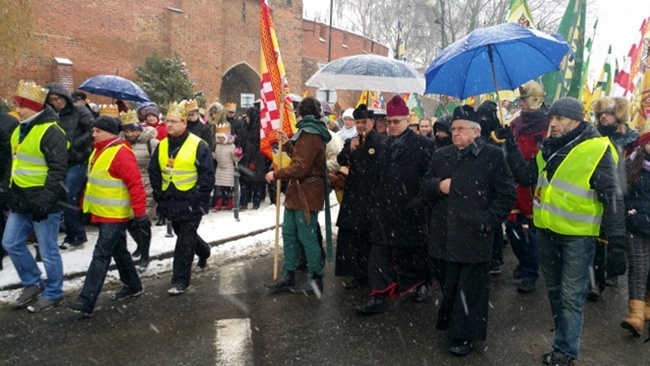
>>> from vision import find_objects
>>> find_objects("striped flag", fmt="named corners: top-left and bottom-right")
top-left (630, 17), bottom-right (650, 131)
top-left (541, 0), bottom-right (586, 103)
top-left (578, 19), bottom-right (597, 102)
top-left (596, 45), bottom-right (613, 96)
top-left (259, 0), bottom-right (296, 162)
top-left (356, 90), bottom-right (369, 107)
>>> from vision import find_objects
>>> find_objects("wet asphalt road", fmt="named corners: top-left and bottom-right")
top-left (1, 249), bottom-right (648, 366)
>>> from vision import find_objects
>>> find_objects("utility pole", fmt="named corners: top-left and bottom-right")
top-left (440, 0), bottom-right (446, 49)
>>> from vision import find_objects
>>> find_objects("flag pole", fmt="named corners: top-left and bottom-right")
top-left (273, 107), bottom-right (284, 281)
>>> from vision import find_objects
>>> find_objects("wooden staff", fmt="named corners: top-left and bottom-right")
top-left (273, 104), bottom-right (285, 281)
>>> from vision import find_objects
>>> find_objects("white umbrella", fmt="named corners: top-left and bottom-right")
top-left (305, 54), bottom-right (425, 93)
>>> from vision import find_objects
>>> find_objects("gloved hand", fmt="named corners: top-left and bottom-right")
top-left (607, 236), bottom-right (627, 277)
top-left (133, 216), bottom-right (151, 229)
top-left (234, 147), bottom-right (243, 160)
top-left (493, 125), bottom-right (513, 142)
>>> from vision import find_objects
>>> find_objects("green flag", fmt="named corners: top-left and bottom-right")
top-left (506, 0), bottom-right (537, 29)
top-left (597, 45), bottom-right (613, 96)
top-left (578, 19), bottom-right (597, 101)
top-left (408, 93), bottom-right (424, 119)
top-left (541, 0), bottom-right (587, 103)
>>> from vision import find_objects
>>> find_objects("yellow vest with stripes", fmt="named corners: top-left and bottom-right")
top-left (10, 123), bottom-right (59, 188)
top-left (83, 144), bottom-right (133, 219)
top-left (533, 137), bottom-right (618, 236)
top-left (158, 133), bottom-right (201, 191)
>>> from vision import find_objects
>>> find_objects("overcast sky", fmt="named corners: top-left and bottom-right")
top-left (303, 0), bottom-right (649, 79)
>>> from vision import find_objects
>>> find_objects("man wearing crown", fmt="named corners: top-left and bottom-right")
top-left (148, 101), bottom-right (215, 295)
top-left (185, 99), bottom-right (215, 151)
top-left (120, 110), bottom-right (159, 269)
top-left (2, 80), bottom-right (68, 312)
top-left (46, 82), bottom-right (94, 251)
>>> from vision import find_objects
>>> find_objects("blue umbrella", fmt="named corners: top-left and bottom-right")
top-left (78, 75), bottom-right (150, 103)
top-left (424, 22), bottom-right (571, 100)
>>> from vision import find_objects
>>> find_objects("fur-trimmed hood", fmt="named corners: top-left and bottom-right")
top-left (592, 96), bottom-right (630, 124)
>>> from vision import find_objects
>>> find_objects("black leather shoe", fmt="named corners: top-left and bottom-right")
top-left (448, 339), bottom-right (473, 356)
top-left (264, 271), bottom-right (295, 292)
top-left (355, 296), bottom-right (385, 315)
top-left (411, 284), bottom-right (428, 303)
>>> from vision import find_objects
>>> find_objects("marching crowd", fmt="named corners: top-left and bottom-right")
top-left (1, 78), bottom-right (649, 366)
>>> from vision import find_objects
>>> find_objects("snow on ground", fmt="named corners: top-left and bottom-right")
top-left (0, 194), bottom-right (339, 304)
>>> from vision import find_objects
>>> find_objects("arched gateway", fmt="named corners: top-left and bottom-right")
top-left (219, 62), bottom-right (260, 115)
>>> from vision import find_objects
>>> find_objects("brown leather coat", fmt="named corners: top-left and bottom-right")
top-left (273, 132), bottom-right (326, 212)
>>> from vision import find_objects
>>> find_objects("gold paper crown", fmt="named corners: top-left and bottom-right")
top-left (15, 80), bottom-right (48, 105)
top-left (184, 99), bottom-right (199, 111)
top-left (225, 102), bottom-right (237, 111)
top-left (119, 110), bottom-right (139, 125)
top-left (215, 123), bottom-right (230, 135)
top-left (167, 101), bottom-right (188, 120)
top-left (99, 104), bottom-right (119, 117)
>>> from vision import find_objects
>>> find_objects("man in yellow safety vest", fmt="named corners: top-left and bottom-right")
top-left (148, 101), bottom-right (215, 295)
top-left (61, 115), bottom-right (150, 317)
top-left (2, 80), bottom-right (67, 313)
top-left (500, 97), bottom-right (626, 366)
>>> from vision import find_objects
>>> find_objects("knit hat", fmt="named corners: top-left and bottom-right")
top-left (452, 105), bottom-right (479, 123)
top-left (342, 108), bottom-right (354, 119)
top-left (636, 132), bottom-right (650, 148)
top-left (547, 97), bottom-right (584, 121)
top-left (92, 116), bottom-right (121, 135)
top-left (386, 95), bottom-right (409, 117)
top-left (353, 104), bottom-right (373, 120)
top-left (71, 91), bottom-right (87, 102)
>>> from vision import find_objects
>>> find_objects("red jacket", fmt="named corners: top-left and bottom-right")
top-left (508, 114), bottom-right (548, 220)
top-left (86, 138), bottom-right (147, 223)
top-left (148, 120), bottom-right (168, 140)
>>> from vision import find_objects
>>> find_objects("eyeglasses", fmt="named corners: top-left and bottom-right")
top-left (386, 118), bottom-right (405, 125)
top-left (450, 126), bottom-right (477, 132)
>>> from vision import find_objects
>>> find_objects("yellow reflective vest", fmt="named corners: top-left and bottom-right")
top-left (83, 144), bottom-right (133, 219)
top-left (10, 123), bottom-right (60, 188)
top-left (157, 133), bottom-right (201, 191)
top-left (533, 137), bottom-right (618, 236)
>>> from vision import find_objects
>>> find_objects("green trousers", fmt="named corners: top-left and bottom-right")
top-left (282, 209), bottom-right (322, 278)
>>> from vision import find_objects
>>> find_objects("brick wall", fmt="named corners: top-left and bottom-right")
top-left (0, 0), bottom-right (384, 113)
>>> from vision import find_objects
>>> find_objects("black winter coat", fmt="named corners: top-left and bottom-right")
top-left (8, 106), bottom-right (68, 214)
top-left (148, 130), bottom-right (215, 221)
top-left (506, 122), bottom-right (626, 239)
top-left (237, 112), bottom-right (269, 183)
top-left (0, 111), bottom-right (19, 208)
top-left (625, 159), bottom-right (650, 237)
top-left (336, 129), bottom-right (386, 231)
top-left (370, 128), bottom-right (435, 247)
top-left (422, 138), bottom-right (516, 263)
top-left (188, 119), bottom-right (216, 152)
top-left (46, 83), bottom-right (93, 165)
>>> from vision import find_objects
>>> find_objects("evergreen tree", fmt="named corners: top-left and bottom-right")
top-left (134, 54), bottom-right (201, 112)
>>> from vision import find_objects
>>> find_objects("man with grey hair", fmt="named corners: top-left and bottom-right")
top-left (421, 105), bottom-right (516, 356)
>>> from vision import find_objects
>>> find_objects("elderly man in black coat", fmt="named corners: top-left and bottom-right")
top-left (355, 95), bottom-right (435, 315)
top-left (421, 105), bottom-right (516, 356)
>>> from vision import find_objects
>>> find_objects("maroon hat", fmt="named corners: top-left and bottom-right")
top-left (636, 132), bottom-right (650, 148)
top-left (386, 95), bottom-right (409, 117)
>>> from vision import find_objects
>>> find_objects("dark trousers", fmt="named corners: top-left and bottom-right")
top-left (63, 163), bottom-right (87, 242)
top-left (171, 217), bottom-right (202, 287)
top-left (240, 181), bottom-right (264, 208)
top-left (368, 244), bottom-right (427, 297)
top-left (434, 259), bottom-right (490, 342)
top-left (491, 226), bottom-right (504, 267)
top-left (79, 222), bottom-right (141, 311)
top-left (335, 228), bottom-right (371, 280)
top-left (215, 186), bottom-right (234, 200)
top-left (505, 216), bottom-right (539, 283)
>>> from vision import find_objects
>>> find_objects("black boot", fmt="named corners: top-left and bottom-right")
top-left (291, 274), bottom-right (323, 294)
top-left (264, 271), bottom-right (295, 292)
top-left (411, 284), bottom-right (428, 303)
top-left (0, 248), bottom-right (4, 270)
top-left (138, 239), bottom-right (151, 270)
top-left (155, 217), bottom-right (166, 226)
top-left (355, 295), bottom-right (386, 315)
